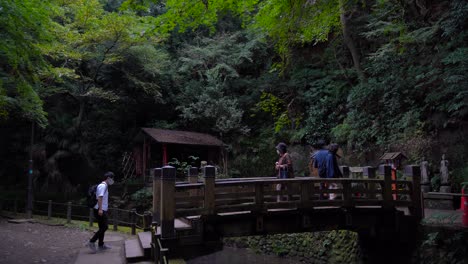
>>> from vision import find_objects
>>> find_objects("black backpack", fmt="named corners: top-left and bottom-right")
top-left (87, 184), bottom-right (98, 208)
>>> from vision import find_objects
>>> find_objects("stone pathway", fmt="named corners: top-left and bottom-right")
top-left (74, 233), bottom-right (127, 264)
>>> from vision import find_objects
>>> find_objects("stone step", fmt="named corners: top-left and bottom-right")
top-left (137, 231), bottom-right (152, 258)
top-left (131, 259), bottom-right (186, 264)
top-left (125, 239), bottom-right (145, 263)
top-left (175, 218), bottom-right (192, 230)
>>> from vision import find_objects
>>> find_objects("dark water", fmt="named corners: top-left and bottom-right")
top-left (186, 246), bottom-right (300, 264)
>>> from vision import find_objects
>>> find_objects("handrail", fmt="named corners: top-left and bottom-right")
top-left (174, 177), bottom-right (403, 189)
top-left (151, 165), bottom-right (423, 233)
top-left (425, 192), bottom-right (468, 197)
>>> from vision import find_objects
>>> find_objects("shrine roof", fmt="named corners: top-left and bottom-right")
top-left (379, 152), bottom-right (407, 161)
top-left (141, 128), bottom-right (223, 147)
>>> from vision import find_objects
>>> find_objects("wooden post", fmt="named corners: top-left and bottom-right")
top-left (188, 167), bottom-right (198, 184)
top-left (188, 167), bottom-right (199, 196)
top-left (405, 165), bottom-right (422, 222)
top-left (47, 200), bottom-right (52, 220)
top-left (131, 208), bottom-right (137, 235)
top-left (203, 166), bottom-right (216, 216)
top-left (300, 181), bottom-right (310, 208)
top-left (66, 202), bottom-right (72, 223)
top-left (342, 180), bottom-right (352, 207)
top-left (160, 166), bottom-right (176, 239)
top-left (113, 207), bottom-right (118, 231)
top-left (340, 166), bottom-right (350, 178)
top-left (380, 165), bottom-right (393, 208)
top-left (363, 167), bottom-right (376, 199)
top-left (152, 168), bottom-right (162, 223)
top-left (89, 208), bottom-right (94, 227)
top-left (255, 182), bottom-right (264, 212)
top-left (340, 166), bottom-right (350, 201)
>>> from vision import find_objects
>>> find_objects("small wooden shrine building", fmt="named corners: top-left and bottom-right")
top-left (132, 128), bottom-right (224, 178)
top-left (379, 152), bottom-right (407, 169)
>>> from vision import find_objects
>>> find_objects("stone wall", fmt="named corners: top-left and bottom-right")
top-left (223, 230), bottom-right (361, 264)
top-left (223, 227), bottom-right (468, 264)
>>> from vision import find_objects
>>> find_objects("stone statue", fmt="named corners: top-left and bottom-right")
top-left (420, 157), bottom-right (430, 184)
top-left (440, 154), bottom-right (449, 185)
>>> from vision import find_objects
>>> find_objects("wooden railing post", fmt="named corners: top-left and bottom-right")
top-left (300, 181), bottom-right (311, 208)
top-left (342, 180), bottom-right (352, 207)
top-left (340, 166), bottom-right (350, 201)
top-left (255, 182), bottom-right (265, 232)
top-left (66, 201), bottom-right (72, 223)
top-left (363, 167), bottom-right (376, 199)
top-left (89, 208), bottom-right (94, 227)
top-left (188, 167), bottom-right (198, 183)
top-left (255, 182), bottom-right (264, 211)
top-left (160, 166), bottom-right (176, 239)
top-left (340, 166), bottom-right (350, 178)
top-left (47, 200), bottom-right (52, 220)
top-left (405, 165), bottom-right (423, 221)
top-left (113, 207), bottom-right (118, 231)
top-left (203, 165), bottom-right (216, 215)
top-left (380, 165), bottom-right (393, 208)
top-left (131, 208), bottom-right (136, 235)
top-left (188, 167), bottom-right (199, 196)
top-left (152, 168), bottom-right (162, 223)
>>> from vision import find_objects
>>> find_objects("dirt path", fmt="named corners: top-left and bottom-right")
top-left (0, 218), bottom-right (94, 264)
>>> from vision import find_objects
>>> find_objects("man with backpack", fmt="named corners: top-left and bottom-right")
top-left (87, 171), bottom-right (115, 253)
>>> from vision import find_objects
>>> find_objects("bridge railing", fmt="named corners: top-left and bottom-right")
top-left (153, 164), bottom-right (422, 239)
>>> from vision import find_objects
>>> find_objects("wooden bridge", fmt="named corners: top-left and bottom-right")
top-left (128, 164), bottom-right (423, 263)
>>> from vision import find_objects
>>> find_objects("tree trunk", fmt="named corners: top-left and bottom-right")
top-left (339, 0), bottom-right (365, 82)
top-left (75, 100), bottom-right (85, 131)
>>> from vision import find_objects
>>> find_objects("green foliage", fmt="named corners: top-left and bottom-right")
top-left (224, 230), bottom-right (361, 262)
top-left (2, 0), bottom-right (468, 196)
top-left (253, 0), bottom-right (342, 70)
top-left (130, 187), bottom-right (152, 209)
top-left (168, 156), bottom-right (199, 176)
top-left (452, 163), bottom-right (468, 185)
top-left (152, 0), bottom-right (258, 36)
top-left (0, 0), bottom-right (55, 126)
top-left (172, 31), bottom-right (266, 135)
top-left (256, 92), bottom-right (291, 133)
top-left (418, 230), bottom-right (468, 263)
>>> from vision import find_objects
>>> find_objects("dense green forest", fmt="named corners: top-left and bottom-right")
top-left (0, 0), bottom-right (467, 194)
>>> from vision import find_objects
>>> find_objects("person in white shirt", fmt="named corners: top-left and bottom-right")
top-left (87, 172), bottom-right (114, 253)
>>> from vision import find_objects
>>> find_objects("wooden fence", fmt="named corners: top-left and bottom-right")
top-left (0, 199), bottom-right (150, 235)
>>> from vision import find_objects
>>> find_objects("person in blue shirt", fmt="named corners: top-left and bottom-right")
top-left (313, 139), bottom-right (329, 199)
top-left (327, 144), bottom-right (342, 199)
top-left (326, 144), bottom-right (343, 179)
top-left (313, 140), bottom-right (329, 178)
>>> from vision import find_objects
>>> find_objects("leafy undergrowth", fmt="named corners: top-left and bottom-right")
top-left (224, 230), bottom-right (361, 264)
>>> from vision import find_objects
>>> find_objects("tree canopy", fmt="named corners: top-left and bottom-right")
top-left (1, 0), bottom-right (467, 191)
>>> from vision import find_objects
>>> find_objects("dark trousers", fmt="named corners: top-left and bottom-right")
top-left (90, 209), bottom-right (108, 246)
